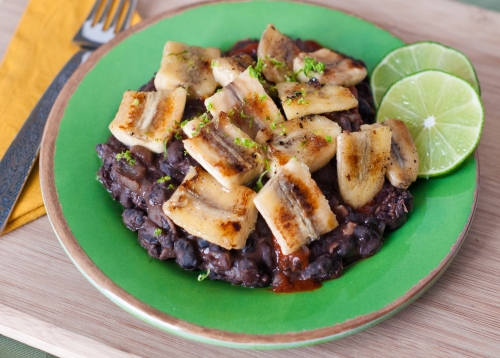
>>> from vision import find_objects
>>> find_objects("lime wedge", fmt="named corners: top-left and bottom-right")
top-left (376, 70), bottom-right (483, 178)
top-left (371, 41), bottom-right (480, 107)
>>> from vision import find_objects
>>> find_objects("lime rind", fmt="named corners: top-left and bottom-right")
top-left (376, 69), bottom-right (484, 178)
top-left (371, 41), bottom-right (480, 107)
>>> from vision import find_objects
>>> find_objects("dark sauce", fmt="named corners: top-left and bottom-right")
top-left (273, 272), bottom-right (322, 293)
top-left (225, 39), bottom-right (259, 58)
top-left (272, 238), bottom-right (322, 293)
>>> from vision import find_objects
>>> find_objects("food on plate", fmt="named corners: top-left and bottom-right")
top-left (254, 115), bottom-right (341, 175)
top-left (378, 119), bottom-right (419, 189)
top-left (205, 67), bottom-right (285, 139)
top-left (276, 82), bottom-right (358, 120)
top-left (96, 24), bottom-right (418, 292)
top-left (182, 111), bottom-right (265, 189)
top-left (293, 48), bottom-right (367, 86)
top-left (108, 88), bottom-right (187, 153)
top-left (336, 124), bottom-right (392, 209)
top-left (155, 41), bottom-right (220, 99)
top-left (211, 54), bottom-right (254, 87)
top-left (257, 24), bottom-right (300, 83)
top-left (163, 166), bottom-right (258, 251)
top-left (376, 70), bottom-right (483, 177)
top-left (253, 159), bottom-right (338, 255)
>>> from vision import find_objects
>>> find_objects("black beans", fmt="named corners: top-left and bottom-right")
top-left (158, 140), bottom-right (198, 183)
top-left (158, 232), bottom-right (176, 260)
top-left (138, 220), bottom-right (162, 259)
top-left (260, 242), bottom-right (274, 270)
top-left (122, 209), bottom-right (146, 231)
top-left (166, 140), bottom-right (184, 164)
top-left (197, 238), bottom-right (210, 249)
top-left (354, 225), bottom-right (370, 240)
top-left (336, 236), bottom-right (355, 258)
top-left (174, 239), bottom-right (198, 270)
top-left (355, 78), bottom-right (376, 124)
top-left (301, 255), bottom-right (342, 281)
top-left (130, 145), bottom-right (153, 165)
top-left (148, 183), bottom-right (168, 205)
top-left (235, 258), bottom-right (260, 287)
top-left (338, 115), bottom-right (353, 132)
top-left (358, 234), bottom-right (382, 257)
top-left (115, 155), bottom-right (146, 181)
top-left (212, 251), bottom-right (232, 271)
top-left (242, 237), bottom-right (255, 253)
top-left (323, 108), bottom-right (364, 133)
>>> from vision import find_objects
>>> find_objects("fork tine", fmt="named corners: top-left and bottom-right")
top-left (96, 0), bottom-right (113, 25)
top-left (73, 0), bottom-right (137, 48)
top-left (119, 0), bottom-right (138, 32)
top-left (108, 0), bottom-right (126, 31)
top-left (85, 0), bottom-right (103, 22)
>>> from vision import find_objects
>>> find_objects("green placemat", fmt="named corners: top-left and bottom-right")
top-left (0, 335), bottom-right (57, 358)
top-left (456, 0), bottom-right (500, 11)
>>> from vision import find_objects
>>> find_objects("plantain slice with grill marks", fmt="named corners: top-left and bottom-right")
top-left (337, 125), bottom-right (392, 209)
top-left (362, 119), bottom-right (419, 189)
top-left (154, 41), bottom-right (220, 99)
top-left (163, 167), bottom-right (258, 250)
top-left (182, 112), bottom-right (264, 189)
top-left (205, 68), bottom-right (284, 139)
top-left (293, 48), bottom-right (367, 87)
top-left (257, 24), bottom-right (300, 83)
top-left (211, 54), bottom-right (254, 87)
top-left (276, 82), bottom-right (358, 120)
top-left (109, 88), bottom-right (187, 153)
top-left (255, 115), bottom-right (341, 176)
top-left (254, 159), bottom-right (338, 255)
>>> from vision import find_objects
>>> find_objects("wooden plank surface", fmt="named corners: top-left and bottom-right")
top-left (1, 0), bottom-right (500, 356)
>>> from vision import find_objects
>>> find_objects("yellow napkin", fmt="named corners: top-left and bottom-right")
top-left (0, 0), bottom-right (141, 235)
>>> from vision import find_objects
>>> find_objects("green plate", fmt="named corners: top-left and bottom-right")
top-left (41, 1), bottom-right (479, 349)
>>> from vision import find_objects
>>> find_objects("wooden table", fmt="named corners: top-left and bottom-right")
top-left (1, 0), bottom-right (500, 356)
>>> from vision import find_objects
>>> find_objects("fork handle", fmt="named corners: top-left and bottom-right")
top-left (0, 50), bottom-right (91, 233)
